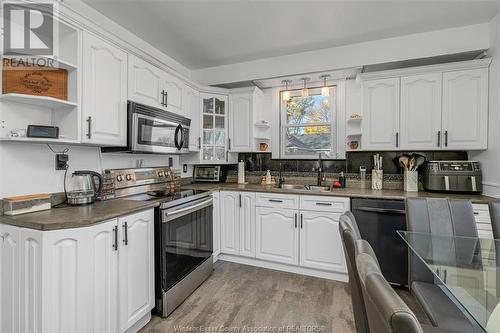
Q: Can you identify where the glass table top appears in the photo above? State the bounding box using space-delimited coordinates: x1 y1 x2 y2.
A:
398 231 500 332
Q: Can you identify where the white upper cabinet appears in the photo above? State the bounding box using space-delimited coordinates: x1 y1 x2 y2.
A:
229 92 253 152
118 209 155 333
128 55 163 109
228 87 264 153
162 72 184 114
184 86 201 151
82 32 127 146
442 68 489 150
400 73 442 150
128 54 185 115
362 78 400 150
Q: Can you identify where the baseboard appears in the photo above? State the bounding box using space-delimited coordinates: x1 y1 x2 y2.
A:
218 254 349 283
124 312 151 333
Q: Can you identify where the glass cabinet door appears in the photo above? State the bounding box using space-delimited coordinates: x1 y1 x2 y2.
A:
201 95 227 162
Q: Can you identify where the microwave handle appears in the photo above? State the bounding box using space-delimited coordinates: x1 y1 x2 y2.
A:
174 124 184 150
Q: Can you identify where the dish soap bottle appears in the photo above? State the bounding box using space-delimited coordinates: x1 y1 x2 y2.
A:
339 172 346 188
265 170 272 185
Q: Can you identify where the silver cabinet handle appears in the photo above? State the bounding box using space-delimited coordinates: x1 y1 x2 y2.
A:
300 214 303 229
122 222 128 246
294 213 297 228
228 138 231 150
198 137 201 150
113 226 118 251
316 202 332 206
444 130 448 147
268 199 283 203
437 131 441 147
395 132 399 148
239 194 242 208
86 116 92 139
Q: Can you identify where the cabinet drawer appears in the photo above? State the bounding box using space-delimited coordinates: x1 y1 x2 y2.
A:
255 192 299 209
300 195 350 213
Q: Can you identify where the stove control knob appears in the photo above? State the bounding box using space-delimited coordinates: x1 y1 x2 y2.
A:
116 175 124 182
158 171 164 177
126 174 133 181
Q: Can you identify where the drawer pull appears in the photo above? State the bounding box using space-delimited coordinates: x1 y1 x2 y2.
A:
316 202 332 206
474 212 479 215
268 199 283 203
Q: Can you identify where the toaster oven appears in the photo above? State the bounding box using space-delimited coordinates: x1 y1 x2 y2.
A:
193 165 226 183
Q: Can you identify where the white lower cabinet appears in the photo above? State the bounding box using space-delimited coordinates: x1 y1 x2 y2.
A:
118 210 155 333
0 209 154 333
219 192 349 275
299 211 347 272
212 191 221 260
255 207 299 265
220 191 256 257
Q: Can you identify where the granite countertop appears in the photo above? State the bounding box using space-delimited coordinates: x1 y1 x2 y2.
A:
183 183 500 204
0 198 159 231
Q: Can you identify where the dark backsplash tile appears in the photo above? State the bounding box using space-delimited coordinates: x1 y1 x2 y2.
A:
345 151 468 174
232 151 468 175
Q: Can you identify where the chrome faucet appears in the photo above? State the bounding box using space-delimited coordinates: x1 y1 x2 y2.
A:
316 153 325 186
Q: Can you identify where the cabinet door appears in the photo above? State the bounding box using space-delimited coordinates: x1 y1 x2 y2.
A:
442 68 488 150
212 191 221 259
82 32 127 146
239 192 256 258
162 72 184 114
229 92 252 152
362 78 400 150
0 224 20 333
220 191 240 255
42 227 91 333
184 86 201 151
200 94 229 163
255 207 298 265
128 55 163 109
400 73 442 150
118 209 154 333
86 220 119 333
299 211 346 273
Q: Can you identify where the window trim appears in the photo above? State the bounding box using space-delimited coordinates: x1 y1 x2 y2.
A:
279 85 337 159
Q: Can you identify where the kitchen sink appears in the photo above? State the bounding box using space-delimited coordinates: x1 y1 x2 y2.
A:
279 184 331 192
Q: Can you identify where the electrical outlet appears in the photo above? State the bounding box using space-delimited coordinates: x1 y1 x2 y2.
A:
55 154 68 170
183 164 188 173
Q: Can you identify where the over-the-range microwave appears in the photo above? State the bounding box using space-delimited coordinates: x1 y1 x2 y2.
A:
102 101 190 154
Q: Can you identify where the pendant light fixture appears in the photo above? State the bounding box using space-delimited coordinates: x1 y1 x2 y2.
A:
281 79 291 101
301 78 310 97
320 74 330 96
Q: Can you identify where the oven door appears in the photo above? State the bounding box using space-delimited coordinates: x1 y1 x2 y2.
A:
132 113 190 154
161 197 213 291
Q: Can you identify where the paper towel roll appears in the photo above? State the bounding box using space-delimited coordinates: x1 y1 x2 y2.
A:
238 161 245 184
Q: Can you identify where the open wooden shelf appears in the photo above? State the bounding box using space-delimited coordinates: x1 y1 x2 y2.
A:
0 93 77 110
0 136 80 144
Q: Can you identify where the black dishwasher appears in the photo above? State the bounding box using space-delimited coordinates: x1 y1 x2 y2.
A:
351 198 408 286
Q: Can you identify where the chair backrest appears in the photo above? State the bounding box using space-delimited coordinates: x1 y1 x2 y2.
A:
490 202 500 239
339 212 369 333
406 198 478 284
356 251 424 333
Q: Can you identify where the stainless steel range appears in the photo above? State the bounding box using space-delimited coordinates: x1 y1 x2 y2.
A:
102 167 213 317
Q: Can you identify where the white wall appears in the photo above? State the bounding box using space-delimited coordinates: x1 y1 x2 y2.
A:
193 23 490 85
0 143 180 197
470 13 500 198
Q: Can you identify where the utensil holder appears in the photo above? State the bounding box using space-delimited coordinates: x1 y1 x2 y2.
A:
371 170 383 190
404 171 418 192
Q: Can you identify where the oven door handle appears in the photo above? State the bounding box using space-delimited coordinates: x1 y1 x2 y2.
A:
163 198 213 222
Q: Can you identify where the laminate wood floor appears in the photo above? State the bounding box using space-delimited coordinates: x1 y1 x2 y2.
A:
141 260 428 333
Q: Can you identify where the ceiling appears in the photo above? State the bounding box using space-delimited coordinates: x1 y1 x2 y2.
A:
84 0 500 70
